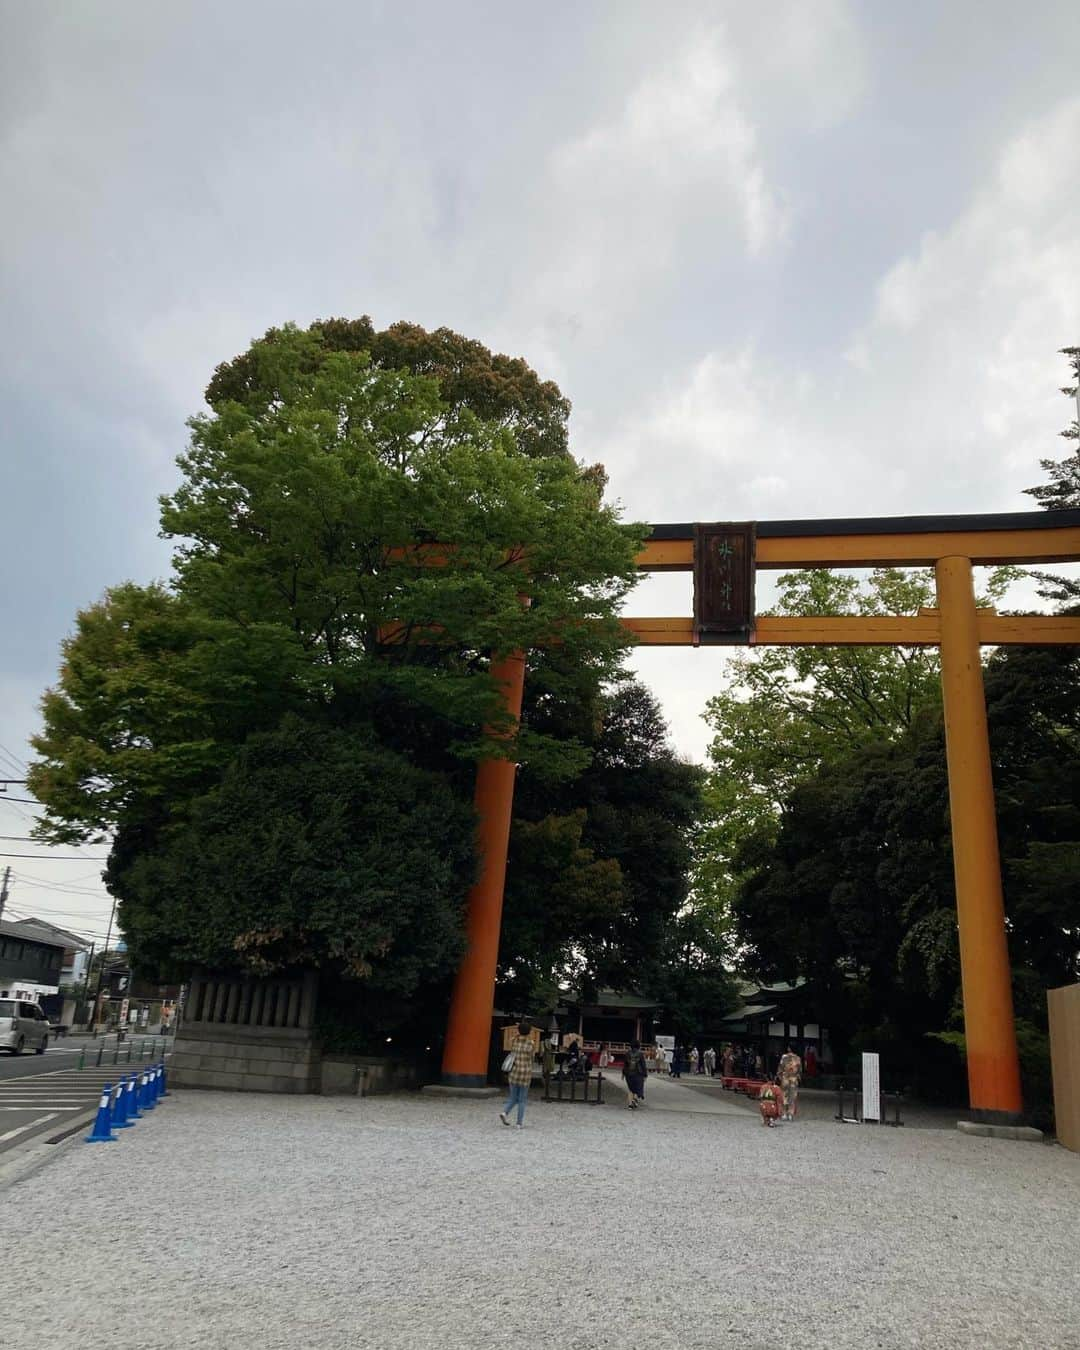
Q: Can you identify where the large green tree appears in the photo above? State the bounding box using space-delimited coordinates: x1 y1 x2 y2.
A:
30 324 643 992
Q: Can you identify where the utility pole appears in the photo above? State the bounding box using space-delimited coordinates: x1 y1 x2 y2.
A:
80 939 96 1017
91 893 118 1036
0 865 10 925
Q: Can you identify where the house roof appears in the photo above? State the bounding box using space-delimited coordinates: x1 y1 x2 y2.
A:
6 917 90 951
720 1003 777 1023
0 918 69 950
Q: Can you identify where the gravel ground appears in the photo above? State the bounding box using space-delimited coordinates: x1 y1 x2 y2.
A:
5 1082 1079 1350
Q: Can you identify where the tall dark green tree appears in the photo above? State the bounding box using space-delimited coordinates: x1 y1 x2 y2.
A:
498 678 706 1013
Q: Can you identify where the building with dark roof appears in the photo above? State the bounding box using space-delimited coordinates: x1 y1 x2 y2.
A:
0 918 66 1001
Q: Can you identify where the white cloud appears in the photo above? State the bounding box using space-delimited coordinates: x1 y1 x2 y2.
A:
607 95 1080 536
516 25 789 335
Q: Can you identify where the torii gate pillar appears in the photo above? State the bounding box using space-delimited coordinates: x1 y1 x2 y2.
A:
936 556 1023 1120
440 649 527 1088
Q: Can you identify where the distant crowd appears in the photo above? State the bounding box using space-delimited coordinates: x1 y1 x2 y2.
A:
498 1025 816 1131
659 1041 819 1081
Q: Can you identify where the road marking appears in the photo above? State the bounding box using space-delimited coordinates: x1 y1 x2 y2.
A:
0 1105 81 1112
0 1113 61 1143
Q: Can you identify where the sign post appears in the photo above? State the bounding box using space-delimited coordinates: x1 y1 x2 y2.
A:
861 1051 881 1122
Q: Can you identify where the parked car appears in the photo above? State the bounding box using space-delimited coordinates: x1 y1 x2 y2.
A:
0 999 51 1054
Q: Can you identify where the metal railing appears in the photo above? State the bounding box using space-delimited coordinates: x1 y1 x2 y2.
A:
542 1070 605 1104
82 1037 170 1069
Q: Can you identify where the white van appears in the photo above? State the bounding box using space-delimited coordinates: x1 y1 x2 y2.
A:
0 998 51 1054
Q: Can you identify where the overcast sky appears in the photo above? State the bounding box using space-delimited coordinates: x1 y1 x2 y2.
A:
2 1 1078 946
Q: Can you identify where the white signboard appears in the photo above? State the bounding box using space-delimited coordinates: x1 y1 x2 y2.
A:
861 1051 881 1121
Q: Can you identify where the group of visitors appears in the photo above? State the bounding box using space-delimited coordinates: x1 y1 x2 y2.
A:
500 1027 807 1130
669 1044 715 1077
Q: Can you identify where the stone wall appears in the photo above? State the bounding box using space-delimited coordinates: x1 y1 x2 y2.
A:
171 970 319 1093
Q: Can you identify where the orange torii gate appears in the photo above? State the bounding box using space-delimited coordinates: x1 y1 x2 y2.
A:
440 508 1080 1123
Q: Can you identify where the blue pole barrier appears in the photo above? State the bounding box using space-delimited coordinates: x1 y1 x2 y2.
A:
141 1068 156 1111
159 1060 170 1097
126 1072 143 1121
84 1083 117 1143
151 1063 162 1104
113 1076 133 1128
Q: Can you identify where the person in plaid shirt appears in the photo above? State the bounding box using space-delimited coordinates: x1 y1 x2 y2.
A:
499 1021 536 1129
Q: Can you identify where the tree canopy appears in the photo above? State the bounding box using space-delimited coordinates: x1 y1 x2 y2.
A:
29 322 645 999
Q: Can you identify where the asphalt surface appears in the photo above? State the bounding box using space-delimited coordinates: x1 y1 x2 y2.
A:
0 1038 171 1153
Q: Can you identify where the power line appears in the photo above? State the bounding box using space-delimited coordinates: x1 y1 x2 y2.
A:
12 874 109 897
0 831 107 842
6 901 114 926
0 745 29 778
15 871 107 889
8 901 113 922
6 905 113 930
0 797 43 807
0 851 109 860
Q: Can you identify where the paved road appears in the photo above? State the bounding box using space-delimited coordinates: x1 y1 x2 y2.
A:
0 1042 170 1154
0 1034 170 1083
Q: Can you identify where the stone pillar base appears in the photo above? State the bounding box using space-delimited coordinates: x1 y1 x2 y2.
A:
957 1120 1044 1142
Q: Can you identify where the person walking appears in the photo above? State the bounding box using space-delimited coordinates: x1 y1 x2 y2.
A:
499 1022 537 1130
598 1042 611 1071
623 1040 649 1110
703 1046 716 1077
688 1045 699 1075
722 1044 735 1078
778 1045 803 1121
671 1045 683 1079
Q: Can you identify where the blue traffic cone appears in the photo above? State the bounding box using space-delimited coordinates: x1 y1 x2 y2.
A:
84 1083 117 1143
126 1072 143 1120
113 1077 133 1128
141 1068 156 1111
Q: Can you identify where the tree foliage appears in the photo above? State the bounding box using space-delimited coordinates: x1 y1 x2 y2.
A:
1024 345 1080 604
1023 346 1080 512
29 322 644 992
206 316 573 461
498 679 707 1015
106 716 477 995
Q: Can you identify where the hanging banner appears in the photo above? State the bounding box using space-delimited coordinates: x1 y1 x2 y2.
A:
861 1051 881 1121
